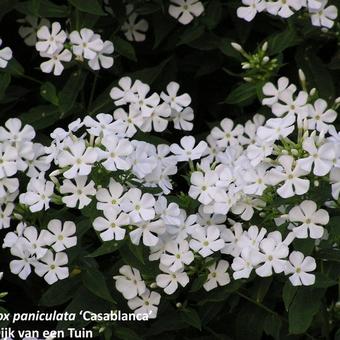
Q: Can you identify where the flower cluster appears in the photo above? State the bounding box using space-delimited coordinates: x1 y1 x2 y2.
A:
30 20 114 75
168 0 205 25
1 73 339 319
237 0 338 29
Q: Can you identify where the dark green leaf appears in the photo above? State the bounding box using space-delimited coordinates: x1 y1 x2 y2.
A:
68 0 106 16
0 73 11 100
15 0 69 17
39 277 81 307
82 268 116 303
19 105 60 129
201 0 222 30
112 36 137 62
87 240 125 257
264 314 282 339
180 308 202 330
177 25 205 46
225 82 257 105
40 82 59 106
282 280 297 311
288 287 325 334
268 28 301 55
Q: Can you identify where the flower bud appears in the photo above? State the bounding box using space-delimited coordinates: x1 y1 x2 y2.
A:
298 69 306 83
262 56 270 64
291 149 299 156
314 180 319 187
262 41 268 52
150 282 157 289
231 42 243 52
243 77 252 82
176 302 183 308
335 97 340 104
310 88 316 96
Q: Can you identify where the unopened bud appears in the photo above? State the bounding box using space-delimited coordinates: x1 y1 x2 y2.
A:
176 302 183 308
259 212 265 217
262 56 270 64
335 301 340 310
281 149 289 155
243 77 253 82
309 88 316 96
150 282 157 289
262 41 268 52
242 62 251 69
298 69 306 83
335 97 340 104
291 149 299 156
231 42 243 52
314 180 320 187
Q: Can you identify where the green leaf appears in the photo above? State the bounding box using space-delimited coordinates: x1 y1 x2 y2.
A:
112 36 137 62
40 277 81 307
58 69 87 112
0 0 19 20
40 82 59 106
82 268 116 303
87 240 125 257
201 0 222 30
127 241 145 265
0 73 11 100
177 25 205 46
314 273 337 288
15 0 69 17
68 0 106 16
114 328 142 340
268 28 301 55
288 287 325 334
225 82 257 105
264 314 282 339
180 308 202 331
6 58 24 76
19 105 60 130
282 280 298 311
0 307 10 327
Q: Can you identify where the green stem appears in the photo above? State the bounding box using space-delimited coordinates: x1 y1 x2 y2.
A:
21 74 43 84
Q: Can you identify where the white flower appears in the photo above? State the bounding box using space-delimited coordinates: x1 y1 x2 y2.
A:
0 39 13 69
0 118 35 142
203 260 230 291
237 0 266 22
19 177 54 212
307 99 337 133
170 136 207 162
330 167 340 199
160 240 194 272
189 225 224 257
129 141 157 178
0 143 18 178
297 137 335 176
140 103 171 132
113 265 146 299
255 237 289 277
266 0 302 18
257 113 295 142
271 90 308 118
211 118 244 148
309 0 338 28
99 135 133 171
10 242 36 280
43 220 77 252
122 8 149 42
40 47 72 76
22 226 48 259
167 210 199 241
58 140 97 179
232 248 261 279
113 107 143 138
242 163 270 195
110 77 137 106
285 251 316 286
262 77 297 107
155 196 181 225
26 143 51 178
69 28 104 60
168 0 204 25
88 40 114 70
127 289 160 319
171 107 194 131
93 208 129 241
0 202 14 229
60 176 96 209
121 188 155 223
267 155 310 198
156 266 189 294
35 250 69 285
84 113 117 137
161 82 191 112
189 170 218 205
36 22 67 54
0 177 19 199
220 223 244 257
127 81 160 117
129 220 165 247
288 200 328 239
96 179 124 211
